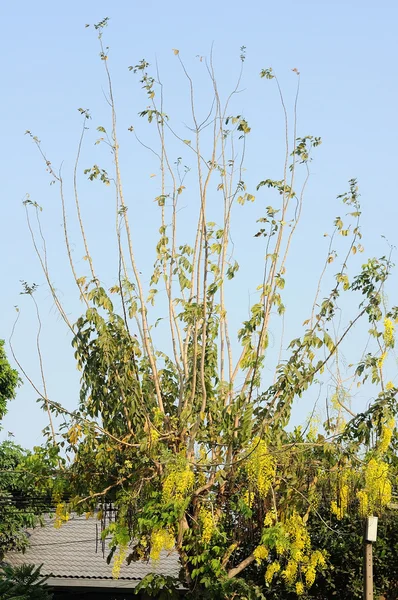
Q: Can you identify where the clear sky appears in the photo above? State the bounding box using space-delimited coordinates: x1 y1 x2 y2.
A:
1 0 398 448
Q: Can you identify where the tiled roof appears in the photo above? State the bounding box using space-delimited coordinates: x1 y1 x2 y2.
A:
4 514 180 588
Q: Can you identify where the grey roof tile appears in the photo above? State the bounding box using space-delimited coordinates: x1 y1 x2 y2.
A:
4 514 180 584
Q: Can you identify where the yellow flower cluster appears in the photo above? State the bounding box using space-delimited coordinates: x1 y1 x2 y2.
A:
258 512 326 593
357 490 369 516
150 528 174 561
378 416 395 454
112 544 127 579
284 513 311 562
263 509 277 527
265 561 281 584
54 503 70 529
357 458 392 516
162 467 194 503
386 381 395 390
301 551 326 587
296 581 305 595
378 352 387 369
246 438 276 498
199 506 216 544
330 471 349 520
366 459 392 506
149 427 160 444
253 544 269 565
281 559 298 584
383 318 395 347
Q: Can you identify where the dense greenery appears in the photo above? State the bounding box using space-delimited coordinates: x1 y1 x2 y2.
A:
0 441 53 558
0 343 52 559
307 510 398 600
0 564 53 600
0 340 19 420
11 18 398 599
234 502 398 600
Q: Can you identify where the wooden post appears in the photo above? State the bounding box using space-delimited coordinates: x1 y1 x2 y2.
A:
364 539 373 600
364 516 377 600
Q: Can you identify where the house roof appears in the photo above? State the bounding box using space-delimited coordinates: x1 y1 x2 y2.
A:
4 514 180 589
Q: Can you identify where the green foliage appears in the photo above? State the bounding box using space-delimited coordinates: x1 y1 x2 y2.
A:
0 442 52 558
0 340 19 420
134 574 181 598
306 510 398 600
0 564 53 600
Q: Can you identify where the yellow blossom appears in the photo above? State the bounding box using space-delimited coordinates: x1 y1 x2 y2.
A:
263 509 277 527
275 541 288 556
253 545 269 565
281 559 298 584
246 438 276 498
366 459 392 507
378 352 387 369
150 529 174 561
304 564 316 587
357 458 392 516
163 467 194 503
112 544 127 579
296 581 305 595
265 561 280 584
383 318 395 347
330 470 349 520
310 550 326 568
54 503 70 529
357 490 369 516
386 381 395 390
285 513 311 554
378 417 395 454
199 506 216 544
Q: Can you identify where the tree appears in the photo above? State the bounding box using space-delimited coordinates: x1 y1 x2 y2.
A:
0 564 53 600
0 441 55 558
15 18 398 599
0 340 19 420
0 343 52 559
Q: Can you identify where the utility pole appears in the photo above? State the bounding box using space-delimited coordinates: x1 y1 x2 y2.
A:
364 516 378 600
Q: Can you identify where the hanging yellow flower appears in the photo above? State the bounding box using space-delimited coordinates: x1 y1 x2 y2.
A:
263 509 277 527
357 458 392 516
330 469 350 520
265 561 280 584
163 466 195 503
199 506 217 544
253 544 269 565
296 581 305 595
378 352 387 369
112 544 127 579
150 529 174 561
383 318 395 347
357 490 369 516
284 513 311 561
246 438 276 498
54 503 70 529
378 416 395 454
281 559 298 584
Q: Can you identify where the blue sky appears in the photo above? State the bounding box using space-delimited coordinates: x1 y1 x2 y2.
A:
1 0 398 447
